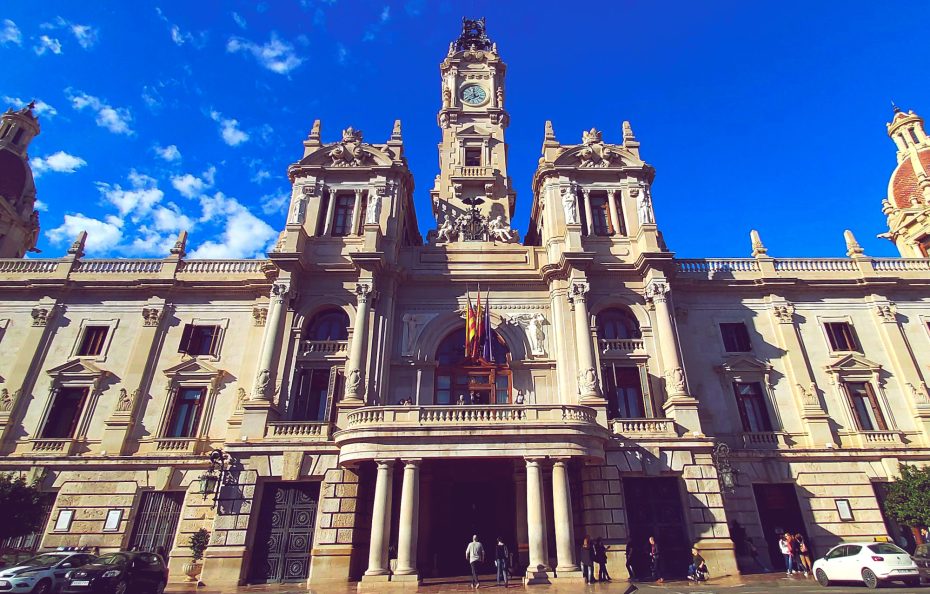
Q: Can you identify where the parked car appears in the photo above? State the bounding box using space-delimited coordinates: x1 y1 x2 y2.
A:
813 541 920 588
914 543 930 584
61 552 166 594
0 551 97 594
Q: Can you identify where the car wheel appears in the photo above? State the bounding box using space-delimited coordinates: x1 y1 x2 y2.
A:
32 579 52 594
114 580 128 594
815 568 830 587
153 579 166 594
862 567 880 589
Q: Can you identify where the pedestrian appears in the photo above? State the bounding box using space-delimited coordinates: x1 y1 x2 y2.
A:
494 536 510 587
649 535 662 583
594 537 611 582
746 538 770 572
789 534 801 575
688 547 708 582
465 534 485 589
580 535 595 584
796 534 812 577
625 539 636 581
778 534 793 575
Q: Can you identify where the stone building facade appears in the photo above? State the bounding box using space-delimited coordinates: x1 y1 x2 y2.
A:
0 18 929 588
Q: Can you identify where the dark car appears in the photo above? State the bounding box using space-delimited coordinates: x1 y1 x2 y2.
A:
62 552 166 594
915 544 930 584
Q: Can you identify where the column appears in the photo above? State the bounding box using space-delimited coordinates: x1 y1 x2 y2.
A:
582 189 594 236
342 282 375 406
350 188 362 235
394 460 421 579
607 189 622 236
364 460 394 579
514 462 529 570
525 458 550 581
252 281 288 400
323 188 337 235
551 459 580 574
569 281 602 402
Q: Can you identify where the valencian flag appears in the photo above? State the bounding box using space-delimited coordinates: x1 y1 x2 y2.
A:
480 288 493 362
465 288 478 359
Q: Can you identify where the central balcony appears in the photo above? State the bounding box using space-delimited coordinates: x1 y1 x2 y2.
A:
334 404 608 464
451 165 495 180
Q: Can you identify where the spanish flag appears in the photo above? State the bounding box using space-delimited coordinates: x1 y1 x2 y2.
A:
474 287 483 359
465 289 477 359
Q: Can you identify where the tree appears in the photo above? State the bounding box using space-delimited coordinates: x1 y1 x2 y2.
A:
0 473 45 542
883 464 930 531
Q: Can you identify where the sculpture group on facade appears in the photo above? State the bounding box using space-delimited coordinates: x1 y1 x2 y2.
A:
329 127 372 167
432 211 519 244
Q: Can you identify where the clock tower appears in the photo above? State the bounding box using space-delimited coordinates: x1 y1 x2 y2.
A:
430 18 517 243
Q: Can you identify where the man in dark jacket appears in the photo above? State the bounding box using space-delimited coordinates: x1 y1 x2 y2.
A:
494 537 510 587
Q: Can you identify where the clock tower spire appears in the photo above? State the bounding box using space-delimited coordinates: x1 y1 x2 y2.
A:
430 18 517 243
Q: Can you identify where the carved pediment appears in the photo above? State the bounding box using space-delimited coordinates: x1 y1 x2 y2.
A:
297 143 393 169
163 359 226 385
46 359 109 385
825 353 882 375
456 124 491 137
715 354 773 375
552 143 636 169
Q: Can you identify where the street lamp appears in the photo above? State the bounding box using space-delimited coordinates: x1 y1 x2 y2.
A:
198 449 230 507
712 442 738 493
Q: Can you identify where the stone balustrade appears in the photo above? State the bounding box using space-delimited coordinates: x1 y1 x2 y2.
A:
0 259 60 274
265 421 330 440
857 430 905 448
73 259 163 274
675 256 930 281
610 418 677 437
177 260 267 275
153 437 199 453
676 259 760 273
452 165 495 178
299 340 349 357
31 438 70 454
773 258 857 272
0 257 269 285
346 404 598 428
740 431 788 449
599 338 645 354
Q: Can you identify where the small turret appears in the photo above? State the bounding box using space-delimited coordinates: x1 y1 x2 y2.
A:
0 101 42 258
881 104 930 257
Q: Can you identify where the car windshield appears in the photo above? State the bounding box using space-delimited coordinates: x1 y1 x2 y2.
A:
95 554 128 566
20 554 63 568
868 543 907 555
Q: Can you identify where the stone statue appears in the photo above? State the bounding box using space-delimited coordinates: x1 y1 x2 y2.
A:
562 189 578 224
578 367 600 395
236 387 247 412
637 188 654 224
116 388 133 412
796 383 819 407
346 368 362 395
503 313 547 356
402 314 428 357
436 216 457 243
255 369 271 398
365 192 381 225
0 388 13 412
666 367 686 394
487 216 514 242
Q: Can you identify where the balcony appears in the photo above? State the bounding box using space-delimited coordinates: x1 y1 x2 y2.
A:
334 404 608 464
31 438 73 455
610 418 677 438
599 339 645 356
740 431 789 449
857 430 905 449
265 421 330 441
451 166 495 180
298 340 348 358
152 437 203 454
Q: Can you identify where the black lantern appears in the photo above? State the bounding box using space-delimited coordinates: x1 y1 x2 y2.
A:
712 442 738 493
199 449 229 507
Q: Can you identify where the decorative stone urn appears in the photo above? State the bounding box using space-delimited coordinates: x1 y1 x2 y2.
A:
182 561 203 582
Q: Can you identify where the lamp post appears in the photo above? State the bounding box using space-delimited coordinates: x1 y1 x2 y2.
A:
712 442 738 493
198 448 231 508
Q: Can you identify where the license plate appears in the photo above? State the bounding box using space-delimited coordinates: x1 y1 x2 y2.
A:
70 580 90 586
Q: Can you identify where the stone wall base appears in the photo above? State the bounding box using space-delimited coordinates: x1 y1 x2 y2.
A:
694 538 738 578
198 545 247 586
308 545 354 583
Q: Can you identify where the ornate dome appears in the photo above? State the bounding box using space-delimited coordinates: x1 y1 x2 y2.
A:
889 148 930 209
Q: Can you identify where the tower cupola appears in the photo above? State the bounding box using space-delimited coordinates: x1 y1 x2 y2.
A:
0 101 41 258
881 105 930 257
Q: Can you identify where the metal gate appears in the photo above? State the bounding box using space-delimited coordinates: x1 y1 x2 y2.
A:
250 483 318 583
128 491 184 557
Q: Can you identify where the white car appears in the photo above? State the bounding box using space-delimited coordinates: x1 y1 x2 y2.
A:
813 541 920 589
0 551 97 594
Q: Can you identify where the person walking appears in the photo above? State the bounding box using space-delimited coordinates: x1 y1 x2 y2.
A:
649 535 662 583
465 534 485 589
796 534 812 577
624 539 636 581
494 537 510 587
594 537 611 582
580 535 595 584
779 534 794 575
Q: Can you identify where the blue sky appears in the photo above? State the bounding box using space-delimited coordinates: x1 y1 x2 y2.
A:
1 1 926 258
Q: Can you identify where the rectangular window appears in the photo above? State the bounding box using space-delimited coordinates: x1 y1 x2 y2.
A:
165 387 206 438
436 375 451 405
315 192 330 236
331 195 355 237
178 324 220 356
77 325 109 356
825 322 859 352
291 367 333 421
844 381 887 431
720 322 752 352
732 382 773 432
464 147 482 166
41 387 89 438
918 235 930 258
590 196 612 236
602 365 645 419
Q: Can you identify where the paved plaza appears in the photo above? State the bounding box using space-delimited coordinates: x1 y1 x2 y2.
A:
165 573 929 594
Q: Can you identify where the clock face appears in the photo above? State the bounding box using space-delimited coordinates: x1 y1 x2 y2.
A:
460 85 487 106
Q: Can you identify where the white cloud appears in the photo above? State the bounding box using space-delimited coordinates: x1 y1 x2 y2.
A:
46 213 124 254
68 91 133 135
30 151 87 177
0 19 21 46
154 144 182 162
363 5 392 41
96 170 164 219
2 96 57 118
189 192 276 258
209 110 249 146
171 166 216 198
34 35 63 55
155 7 206 47
232 12 247 29
34 199 48 212
69 23 98 49
260 192 290 215
226 33 303 74
381 6 391 21
251 169 271 183
336 43 349 65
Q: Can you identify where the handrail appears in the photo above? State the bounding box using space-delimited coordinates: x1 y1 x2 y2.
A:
345 404 599 427
178 260 267 274
73 260 163 274
0 260 60 273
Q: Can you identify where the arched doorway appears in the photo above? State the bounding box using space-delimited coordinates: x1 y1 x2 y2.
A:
434 327 512 405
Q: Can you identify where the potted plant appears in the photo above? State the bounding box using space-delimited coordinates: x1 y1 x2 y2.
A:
182 528 210 582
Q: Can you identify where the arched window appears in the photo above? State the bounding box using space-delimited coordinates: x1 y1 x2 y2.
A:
434 328 511 405
305 309 350 341
597 308 641 340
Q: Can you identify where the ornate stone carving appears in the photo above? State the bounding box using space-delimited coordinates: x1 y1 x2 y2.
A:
906 382 930 405
487 216 515 242
561 187 578 224
115 388 134 412
578 128 622 168
578 367 600 394
569 281 590 303
796 383 819 407
772 303 795 324
503 313 547 356
644 281 670 303
355 283 375 303
401 313 432 357
365 189 382 225
252 306 268 327
142 306 163 327
436 216 458 243
272 230 287 252
665 367 686 394
329 127 371 167
0 388 15 412
346 368 362 395
235 387 247 412
636 187 655 225
874 302 897 323
432 212 517 244
31 307 53 327
254 369 271 399
271 281 290 303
